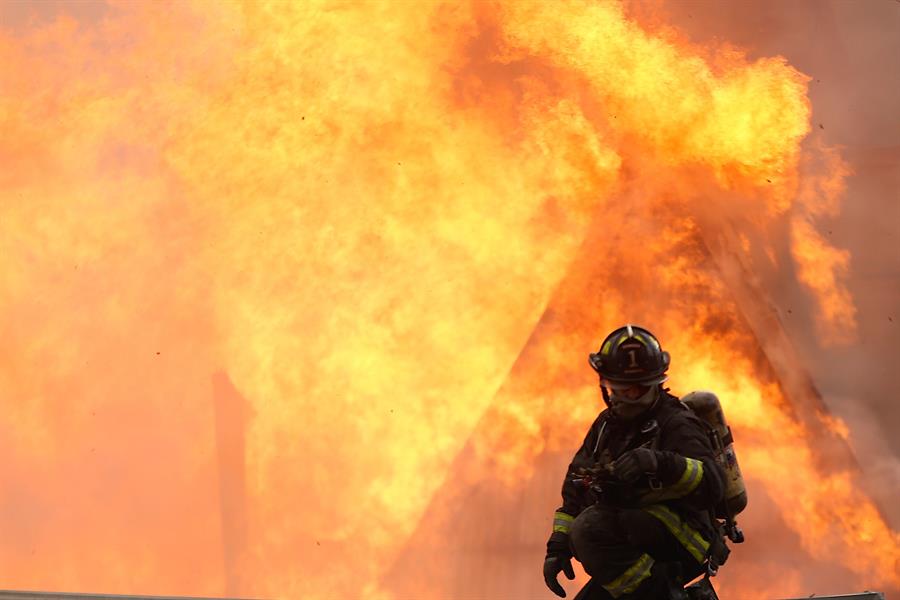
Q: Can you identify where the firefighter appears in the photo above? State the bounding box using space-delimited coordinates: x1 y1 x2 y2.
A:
543 325 727 599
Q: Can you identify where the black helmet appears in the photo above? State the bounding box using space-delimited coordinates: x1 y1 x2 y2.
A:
588 324 670 385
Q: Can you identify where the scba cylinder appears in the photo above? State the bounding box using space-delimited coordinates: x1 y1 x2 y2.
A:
681 390 748 518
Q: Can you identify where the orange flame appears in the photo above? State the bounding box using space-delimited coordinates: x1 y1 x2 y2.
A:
791 217 858 345
0 1 895 599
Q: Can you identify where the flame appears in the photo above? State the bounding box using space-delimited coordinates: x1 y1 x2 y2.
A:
817 410 851 443
791 217 857 345
791 143 857 345
0 1 896 599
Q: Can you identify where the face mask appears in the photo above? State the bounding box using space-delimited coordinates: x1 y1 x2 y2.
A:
609 385 658 420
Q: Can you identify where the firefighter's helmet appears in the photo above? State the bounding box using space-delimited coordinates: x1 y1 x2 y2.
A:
589 324 670 386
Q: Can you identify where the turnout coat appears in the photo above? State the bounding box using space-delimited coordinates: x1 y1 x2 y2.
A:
553 390 727 564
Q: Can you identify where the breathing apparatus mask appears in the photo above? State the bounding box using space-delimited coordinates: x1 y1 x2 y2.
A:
602 379 660 420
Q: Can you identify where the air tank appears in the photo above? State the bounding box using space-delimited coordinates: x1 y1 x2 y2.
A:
681 390 748 518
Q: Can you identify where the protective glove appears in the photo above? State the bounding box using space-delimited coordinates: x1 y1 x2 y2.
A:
543 531 575 598
613 447 659 484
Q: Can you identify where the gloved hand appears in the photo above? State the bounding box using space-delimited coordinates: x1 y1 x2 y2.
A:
613 447 659 484
543 531 575 598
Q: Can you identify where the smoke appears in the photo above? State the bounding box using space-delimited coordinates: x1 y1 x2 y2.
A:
0 0 234 594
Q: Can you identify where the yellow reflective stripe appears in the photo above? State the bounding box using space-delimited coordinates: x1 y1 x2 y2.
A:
553 511 575 534
638 458 704 504
643 504 710 563
672 457 704 496
601 553 655 598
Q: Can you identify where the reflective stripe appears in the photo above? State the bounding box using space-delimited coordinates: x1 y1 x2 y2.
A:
643 504 710 563
673 457 703 495
553 511 575 534
635 331 659 350
601 553 655 598
638 458 705 504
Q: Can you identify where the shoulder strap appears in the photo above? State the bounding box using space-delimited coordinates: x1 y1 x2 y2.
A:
591 417 609 458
